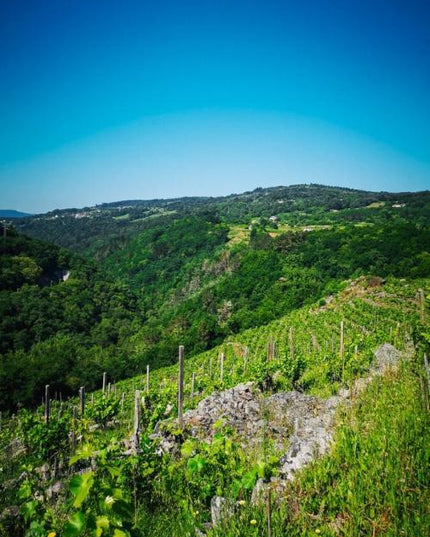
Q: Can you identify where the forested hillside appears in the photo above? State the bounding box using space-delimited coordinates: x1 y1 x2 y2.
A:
10 184 430 256
0 185 429 536
0 228 142 409
1 186 429 412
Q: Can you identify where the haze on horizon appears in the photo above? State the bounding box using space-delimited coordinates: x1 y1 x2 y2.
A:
1 0 429 214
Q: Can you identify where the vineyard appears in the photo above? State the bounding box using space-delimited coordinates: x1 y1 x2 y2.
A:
0 276 429 536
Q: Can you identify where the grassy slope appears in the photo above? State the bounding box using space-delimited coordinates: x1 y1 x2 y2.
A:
115 276 426 409
0 276 428 536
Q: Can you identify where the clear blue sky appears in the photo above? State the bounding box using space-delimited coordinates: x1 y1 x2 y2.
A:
1 0 429 212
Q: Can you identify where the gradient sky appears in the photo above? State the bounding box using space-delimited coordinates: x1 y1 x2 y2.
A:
1 0 429 213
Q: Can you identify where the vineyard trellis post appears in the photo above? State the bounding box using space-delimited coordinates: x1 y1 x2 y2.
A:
191 372 195 398
424 354 430 393
267 338 275 362
178 345 185 426
220 352 224 384
243 346 248 374
267 486 272 537
289 327 294 360
340 320 345 381
79 386 85 416
44 384 50 423
70 405 78 452
418 289 426 323
102 372 107 393
133 390 141 452
146 364 150 394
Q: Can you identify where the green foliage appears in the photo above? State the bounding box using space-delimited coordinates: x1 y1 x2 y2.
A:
0 275 428 536
1 186 429 534
19 407 70 461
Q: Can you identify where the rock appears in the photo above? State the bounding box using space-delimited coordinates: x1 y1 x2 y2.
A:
35 463 50 481
4 438 26 460
46 480 65 500
372 343 402 374
267 391 339 480
151 382 264 452
211 496 233 526
151 344 404 489
0 505 19 520
164 403 173 416
1 478 18 491
89 424 101 433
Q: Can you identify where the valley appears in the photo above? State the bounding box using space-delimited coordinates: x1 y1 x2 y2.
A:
0 184 429 536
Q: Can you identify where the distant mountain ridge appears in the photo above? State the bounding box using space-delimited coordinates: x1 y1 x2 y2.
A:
0 209 32 218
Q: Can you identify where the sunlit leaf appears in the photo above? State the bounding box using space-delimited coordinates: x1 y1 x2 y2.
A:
69 472 94 508
63 512 86 537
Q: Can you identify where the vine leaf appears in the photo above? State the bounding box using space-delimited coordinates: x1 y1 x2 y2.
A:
69 471 94 508
63 511 86 537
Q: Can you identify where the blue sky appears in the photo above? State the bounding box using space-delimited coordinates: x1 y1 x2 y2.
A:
1 0 429 212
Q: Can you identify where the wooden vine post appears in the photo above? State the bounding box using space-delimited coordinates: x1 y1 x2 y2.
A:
220 352 224 384
289 327 294 360
312 334 319 352
267 339 275 362
419 289 426 323
340 320 345 358
70 405 78 451
146 364 150 394
79 386 85 416
44 384 50 423
178 345 185 427
340 320 345 382
424 354 430 392
133 390 141 452
102 372 107 393
267 486 272 537
191 372 196 398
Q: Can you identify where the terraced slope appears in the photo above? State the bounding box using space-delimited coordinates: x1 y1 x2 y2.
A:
115 276 425 414
0 276 428 537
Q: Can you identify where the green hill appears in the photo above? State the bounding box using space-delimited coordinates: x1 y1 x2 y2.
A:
0 185 429 536
0 276 428 536
11 184 430 256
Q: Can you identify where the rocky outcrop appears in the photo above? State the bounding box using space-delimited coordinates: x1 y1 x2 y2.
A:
268 391 340 480
176 382 262 441
151 343 404 511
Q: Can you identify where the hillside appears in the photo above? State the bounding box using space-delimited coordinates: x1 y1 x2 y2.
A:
1 189 429 411
0 276 428 536
0 185 429 535
9 184 430 256
0 228 143 409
